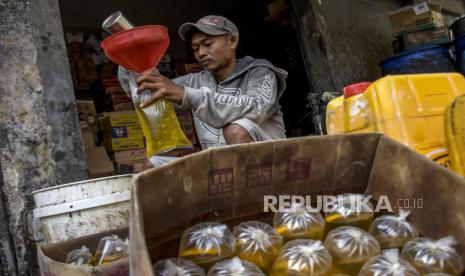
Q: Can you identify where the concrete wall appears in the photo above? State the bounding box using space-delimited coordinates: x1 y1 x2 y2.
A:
0 0 87 274
291 0 402 93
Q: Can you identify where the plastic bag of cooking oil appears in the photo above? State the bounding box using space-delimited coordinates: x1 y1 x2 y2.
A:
119 67 192 157
324 226 381 276
207 257 265 276
179 222 236 270
324 193 374 232
65 245 94 265
94 235 129 266
359 248 419 276
233 221 283 272
269 239 332 276
401 236 464 275
369 209 419 249
273 204 325 242
153 258 206 276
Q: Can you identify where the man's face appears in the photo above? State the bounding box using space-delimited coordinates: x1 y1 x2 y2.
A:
191 32 237 72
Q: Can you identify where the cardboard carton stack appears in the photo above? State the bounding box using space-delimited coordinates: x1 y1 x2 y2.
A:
389 1 449 51
102 78 134 112
67 42 99 90
100 111 146 174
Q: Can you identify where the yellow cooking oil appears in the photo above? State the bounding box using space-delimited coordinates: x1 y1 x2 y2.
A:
233 221 283 272
274 207 325 242
179 247 234 270
135 99 192 157
325 212 374 233
269 240 332 276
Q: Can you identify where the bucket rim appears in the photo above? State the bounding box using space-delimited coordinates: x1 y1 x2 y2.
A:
32 174 133 195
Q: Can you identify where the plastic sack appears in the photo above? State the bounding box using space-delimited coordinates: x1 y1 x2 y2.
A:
401 236 464 275
369 209 419 249
179 222 236 269
233 221 283 271
153 258 206 276
359 248 419 276
65 245 94 265
269 239 332 276
324 226 381 275
128 70 192 156
324 193 374 232
95 235 129 266
273 204 325 241
207 257 265 276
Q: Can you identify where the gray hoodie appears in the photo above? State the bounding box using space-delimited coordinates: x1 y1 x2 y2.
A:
118 56 287 150
174 56 287 147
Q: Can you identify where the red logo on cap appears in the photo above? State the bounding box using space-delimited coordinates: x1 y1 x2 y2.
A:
200 18 220 26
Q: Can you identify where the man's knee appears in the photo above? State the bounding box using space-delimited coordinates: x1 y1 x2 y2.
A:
223 124 253 145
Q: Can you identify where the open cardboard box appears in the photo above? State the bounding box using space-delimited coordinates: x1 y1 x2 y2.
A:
38 228 128 276
130 134 465 275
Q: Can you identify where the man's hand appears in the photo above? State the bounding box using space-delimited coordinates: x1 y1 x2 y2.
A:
136 69 185 108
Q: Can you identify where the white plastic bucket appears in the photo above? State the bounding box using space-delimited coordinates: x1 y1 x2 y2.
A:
32 174 132 244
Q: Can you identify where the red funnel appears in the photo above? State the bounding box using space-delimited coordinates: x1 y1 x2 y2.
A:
101 25 169 73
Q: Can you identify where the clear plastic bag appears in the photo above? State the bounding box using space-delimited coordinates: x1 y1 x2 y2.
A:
94 235 129 266
153 258 206 276
359 248 419 276
179 222 236 270
207 257 265 276
233 221 283 271
273 204 325 242
269 239 332 276
401 236 464 275
324 226 381 275
65 245 94 265
324 193 374 232
128 70 192 156
369 209 419 249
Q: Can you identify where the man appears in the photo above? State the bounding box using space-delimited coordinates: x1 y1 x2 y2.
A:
119 15 287 167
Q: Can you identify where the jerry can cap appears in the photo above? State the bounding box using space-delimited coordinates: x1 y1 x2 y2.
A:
343 82 372 98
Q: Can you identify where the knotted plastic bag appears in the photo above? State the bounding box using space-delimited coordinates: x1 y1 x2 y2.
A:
269 239 332 276
207 257 265 276
324 193 374 232
127 69 192 156
179 222 236 269
369 209 419 249
65 245 94 265
152 258 206 276
273 204 325 242
324 226 381 275
94 235 129 265
359 248 420 276
401 236 464 275
233 221 283 271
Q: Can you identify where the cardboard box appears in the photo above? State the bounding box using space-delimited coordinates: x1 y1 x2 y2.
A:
112 148 147 163
85 147 114 178
403 26 450 49
38 228 128 276
130 134 465 275
104 125 143 139
104 136 145 152
99 111 140 130
267 0 288 16
104 91 133 112
390 2 444 35
81 131 95 149
76 100 98 132
115 162 145 174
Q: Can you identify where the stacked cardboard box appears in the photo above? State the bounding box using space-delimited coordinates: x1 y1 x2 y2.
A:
100 111 145 152
76 100 98 133
102 78 134 112
389 2 449 50
67 42 99 90
100 111 147 173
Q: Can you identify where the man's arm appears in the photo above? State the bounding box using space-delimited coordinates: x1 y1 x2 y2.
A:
180 67 279 128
